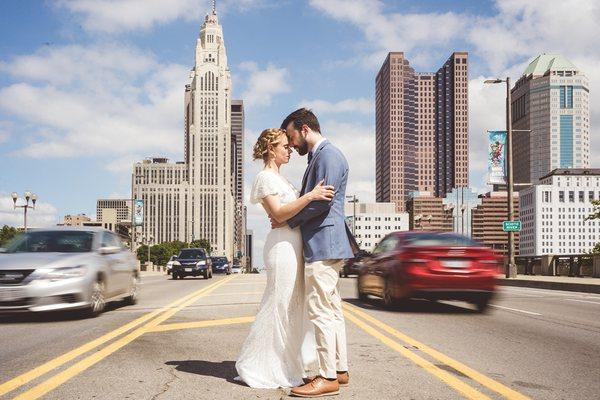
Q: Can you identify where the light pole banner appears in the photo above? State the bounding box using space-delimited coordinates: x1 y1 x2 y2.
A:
134 199 144 226
487 130 507 185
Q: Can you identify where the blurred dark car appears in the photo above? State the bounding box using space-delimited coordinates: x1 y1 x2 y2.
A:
211 257 231 274
172 248 212 279
357 232 501 312
340 250 370 278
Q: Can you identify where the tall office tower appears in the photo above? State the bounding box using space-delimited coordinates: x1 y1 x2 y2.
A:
134 5 235 259
375 52 418 212
435 52 469 198
417 73 436 193
376 52 469 211
231 100 245 261
511 54 590 186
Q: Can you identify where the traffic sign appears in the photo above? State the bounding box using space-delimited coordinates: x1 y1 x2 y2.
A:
502 220 521 232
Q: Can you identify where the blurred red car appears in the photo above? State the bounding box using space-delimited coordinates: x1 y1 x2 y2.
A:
356 231 501 312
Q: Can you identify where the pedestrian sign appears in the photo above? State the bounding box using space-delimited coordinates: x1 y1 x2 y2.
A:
502 221 521 232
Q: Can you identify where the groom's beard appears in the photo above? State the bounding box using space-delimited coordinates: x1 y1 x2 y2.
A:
296 138 309 156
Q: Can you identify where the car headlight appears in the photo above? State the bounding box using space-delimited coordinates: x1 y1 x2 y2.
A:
196 260 206 266
173 261 181 266
223 263 228 267
35 266 88 281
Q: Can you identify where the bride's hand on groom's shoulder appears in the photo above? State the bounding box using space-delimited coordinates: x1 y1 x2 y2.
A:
309 180 335 202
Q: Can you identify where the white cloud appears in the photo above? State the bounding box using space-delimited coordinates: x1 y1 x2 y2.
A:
0 44 187 163
55 0 272 34
0 195 59 228
238 62 291 108
297 98 374 115
0 131 8 145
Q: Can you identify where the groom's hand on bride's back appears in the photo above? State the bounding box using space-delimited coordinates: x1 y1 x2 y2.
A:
269 215 286 229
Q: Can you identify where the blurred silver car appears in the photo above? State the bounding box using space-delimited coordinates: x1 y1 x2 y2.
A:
0 227 139 317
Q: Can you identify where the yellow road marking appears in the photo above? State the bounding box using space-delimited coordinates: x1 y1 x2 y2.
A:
343 311 491 400
343 303 531 400
148 316 255 332
12 275 236 400
208 292 263 297
0 276 233 398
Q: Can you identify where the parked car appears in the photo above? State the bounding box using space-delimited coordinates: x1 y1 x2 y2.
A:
211 257 231 274
166 255 178 275
172 248 212 279
340 250 370 277
357 231 501 312
0 227 139 317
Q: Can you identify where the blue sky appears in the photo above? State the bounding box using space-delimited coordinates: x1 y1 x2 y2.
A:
1 0 599 259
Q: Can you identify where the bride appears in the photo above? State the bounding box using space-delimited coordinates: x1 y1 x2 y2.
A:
235 128 335 389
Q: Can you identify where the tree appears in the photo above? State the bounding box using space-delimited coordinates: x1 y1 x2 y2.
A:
0 225 18 247
189 238 212 254
586 200 600 255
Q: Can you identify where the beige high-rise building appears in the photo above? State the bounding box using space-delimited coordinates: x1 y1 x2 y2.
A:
231 100 246 261
376 52 469 212
133 7 235 259
406 192 453 232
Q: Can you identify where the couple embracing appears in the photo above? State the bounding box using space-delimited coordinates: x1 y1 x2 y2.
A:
235 108 358 398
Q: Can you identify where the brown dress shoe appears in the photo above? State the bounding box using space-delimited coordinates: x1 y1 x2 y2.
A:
336 371 349 387
290 376 339 398
304 372 348 386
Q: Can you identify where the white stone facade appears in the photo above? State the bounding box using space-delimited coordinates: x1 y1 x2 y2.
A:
519 169 600 257
133 10 235 259
345 202 409 251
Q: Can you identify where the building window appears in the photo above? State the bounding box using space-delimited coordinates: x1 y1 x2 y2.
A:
559 191 565 202
579 191 585 202
569 191 575 202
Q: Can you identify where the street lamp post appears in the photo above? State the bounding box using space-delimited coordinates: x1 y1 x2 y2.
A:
345 195 358 236
484 77 517 278
131 172 144 253
11 192 37 232
460 204 467 236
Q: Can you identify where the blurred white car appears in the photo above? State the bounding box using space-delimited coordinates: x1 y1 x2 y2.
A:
0 227 139 317
231 266 242 274
166 255 178 275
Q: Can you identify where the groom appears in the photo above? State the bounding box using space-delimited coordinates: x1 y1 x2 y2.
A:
279 108 357 398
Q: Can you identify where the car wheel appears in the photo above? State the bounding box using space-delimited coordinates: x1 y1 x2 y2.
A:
357 276 368 302
474 296 491 313
203 271 208 279
124 274 139 305
172 273 178 280
382 278 396 309
84 279 106 318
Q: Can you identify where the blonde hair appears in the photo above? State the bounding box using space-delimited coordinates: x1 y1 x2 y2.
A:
252 128 287 162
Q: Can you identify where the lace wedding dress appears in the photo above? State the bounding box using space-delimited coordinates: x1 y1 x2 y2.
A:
235 170 316 389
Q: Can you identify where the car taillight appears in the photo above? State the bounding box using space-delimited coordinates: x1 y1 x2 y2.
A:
407 258 428 265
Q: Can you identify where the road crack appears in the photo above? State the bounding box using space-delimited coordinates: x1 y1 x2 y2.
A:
150 367 180 400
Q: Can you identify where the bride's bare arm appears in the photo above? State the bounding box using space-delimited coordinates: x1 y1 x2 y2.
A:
261 180 334 224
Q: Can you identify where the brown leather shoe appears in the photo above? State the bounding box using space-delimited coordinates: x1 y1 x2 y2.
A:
336 371 349 387
290 376 339 398
304 372 348 387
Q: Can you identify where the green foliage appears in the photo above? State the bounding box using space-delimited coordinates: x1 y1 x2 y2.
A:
136 239 212 265
0 225 18 247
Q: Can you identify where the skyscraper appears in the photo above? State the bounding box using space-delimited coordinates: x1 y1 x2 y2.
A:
133 6 235 259
511 54 590 186
376 52 469 212
231 99 246 261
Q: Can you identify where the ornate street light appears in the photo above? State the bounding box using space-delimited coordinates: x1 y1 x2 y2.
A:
12 191 37 232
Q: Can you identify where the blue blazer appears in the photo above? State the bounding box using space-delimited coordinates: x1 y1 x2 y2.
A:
287 140 357 263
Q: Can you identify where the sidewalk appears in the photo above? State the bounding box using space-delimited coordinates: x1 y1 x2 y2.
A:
498 275 600 294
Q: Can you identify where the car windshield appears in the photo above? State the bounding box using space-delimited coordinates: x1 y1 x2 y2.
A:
4 231 94 253
178 249 205 259
404 233 480 247
212 257 228 264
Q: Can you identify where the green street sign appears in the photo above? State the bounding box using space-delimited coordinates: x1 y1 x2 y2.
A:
503 221 521 232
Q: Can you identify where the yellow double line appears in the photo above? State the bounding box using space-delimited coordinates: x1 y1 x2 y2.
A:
1 275 236 400
343 303 530 400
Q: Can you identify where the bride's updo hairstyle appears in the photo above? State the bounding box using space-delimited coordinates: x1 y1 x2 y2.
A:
252 128 287 163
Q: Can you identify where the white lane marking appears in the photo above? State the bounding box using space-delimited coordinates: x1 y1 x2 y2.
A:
501 286 600 299
566 298 600 305
489 304 542 316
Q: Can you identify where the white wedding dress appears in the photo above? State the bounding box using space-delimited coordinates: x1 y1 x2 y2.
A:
235 170 316 389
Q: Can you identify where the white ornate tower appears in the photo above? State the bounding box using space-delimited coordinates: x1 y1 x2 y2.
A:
184 4 234 258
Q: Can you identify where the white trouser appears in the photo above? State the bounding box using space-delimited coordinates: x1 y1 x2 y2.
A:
305 259 348 379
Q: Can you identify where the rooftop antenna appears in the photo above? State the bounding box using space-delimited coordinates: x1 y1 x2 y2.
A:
212 0 216 14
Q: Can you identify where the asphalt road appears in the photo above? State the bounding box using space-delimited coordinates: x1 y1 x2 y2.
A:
1 273 599 399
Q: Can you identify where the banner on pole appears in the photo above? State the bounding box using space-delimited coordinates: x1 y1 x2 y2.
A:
134 199 144 226
487 130 507 185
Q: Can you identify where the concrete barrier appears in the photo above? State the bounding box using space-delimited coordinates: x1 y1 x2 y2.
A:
593 255 600 278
